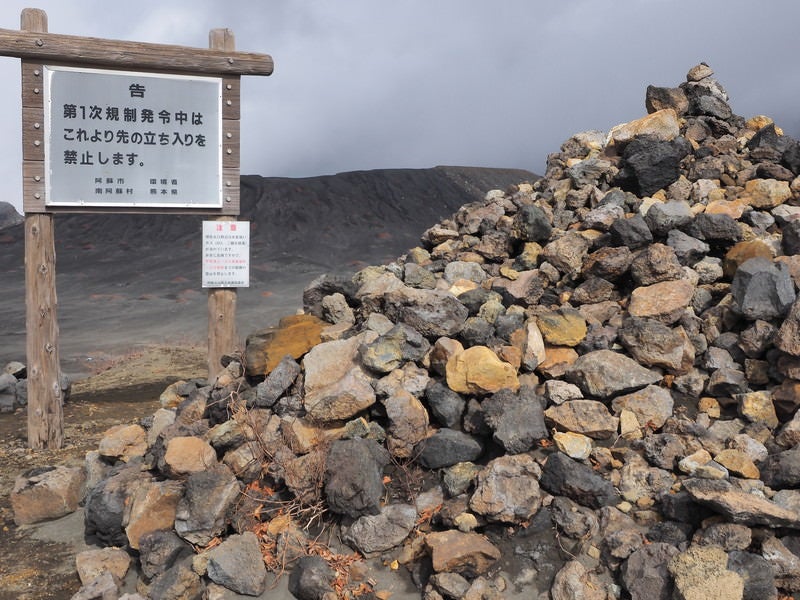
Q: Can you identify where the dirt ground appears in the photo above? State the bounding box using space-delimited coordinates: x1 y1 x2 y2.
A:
0 345 207 600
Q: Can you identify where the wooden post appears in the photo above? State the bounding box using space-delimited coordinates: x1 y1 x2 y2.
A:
22 8 63 449
207 28 239 381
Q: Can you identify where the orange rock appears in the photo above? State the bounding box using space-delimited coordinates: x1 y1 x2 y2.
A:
723 240 774 279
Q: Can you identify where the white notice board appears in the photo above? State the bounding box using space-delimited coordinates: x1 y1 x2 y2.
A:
44 65 222 208
202 221 250 288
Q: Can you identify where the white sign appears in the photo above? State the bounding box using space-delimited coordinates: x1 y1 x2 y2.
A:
44 65 222 208
202 221 249 288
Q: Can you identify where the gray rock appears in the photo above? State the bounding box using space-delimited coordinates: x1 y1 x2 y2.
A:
343 503 417 554
174 465 242 546
544 399 619 440
618 317 691 372
70 571 121 600
206 532 267 596
359 323 431 373
550 495 597 539
706 368 749 397
254 355 301 408
404 262 436 289
417 428 483 469
288 556 335 600
541 231 591 277
565 349 661 399
645 200 694 236
148 556 204 600
324 438 389 518
731 257 796 320
482 387 548 453
443 260 488 284
643 433 686 470
611 384 674 431
621 542 679 600
383 287 469 339
469 453 542 524
761 536 800 593
138 529 193 581
539 452 620 509
667 229 711 265
683 478 800 528
429 572 472 600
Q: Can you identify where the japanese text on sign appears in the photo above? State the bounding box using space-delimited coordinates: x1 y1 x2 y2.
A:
44 66 222 208
202 221 250 288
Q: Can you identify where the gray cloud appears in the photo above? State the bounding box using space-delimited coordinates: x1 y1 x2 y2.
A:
1 0 798 212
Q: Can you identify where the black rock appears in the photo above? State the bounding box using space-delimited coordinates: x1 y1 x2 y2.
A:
511 203 553 243
781 218 800 256
416 428 483 469
288 556 336 600
782 137 800 174
425 380 466 429
609 213 653 250
684 212 742 243
302 274 359 318
324 438 389 518
84 464 148 547
759 445 800 490
616 136 692 197
727 551 779 600
539 452 619 509
457 287 500 316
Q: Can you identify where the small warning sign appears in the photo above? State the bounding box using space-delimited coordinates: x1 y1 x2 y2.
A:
202 221 249 288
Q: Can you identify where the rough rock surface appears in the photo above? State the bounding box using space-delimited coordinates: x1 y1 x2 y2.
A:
15 63 800 599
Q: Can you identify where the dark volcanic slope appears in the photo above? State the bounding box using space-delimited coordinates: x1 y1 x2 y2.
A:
0 166 536 376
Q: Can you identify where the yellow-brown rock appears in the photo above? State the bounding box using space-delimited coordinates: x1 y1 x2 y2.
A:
446 346 519 394
740 178 792 209
125 480 183 549
714 449 760 479
536 308 587 347
245 314 326 377
608 109 680 145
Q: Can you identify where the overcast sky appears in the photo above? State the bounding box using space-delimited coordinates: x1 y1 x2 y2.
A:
1 0 799 213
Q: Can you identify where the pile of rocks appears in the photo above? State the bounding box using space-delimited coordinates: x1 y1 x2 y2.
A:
15 63 800 599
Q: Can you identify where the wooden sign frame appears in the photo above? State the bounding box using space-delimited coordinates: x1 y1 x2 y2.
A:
3 8 272 448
